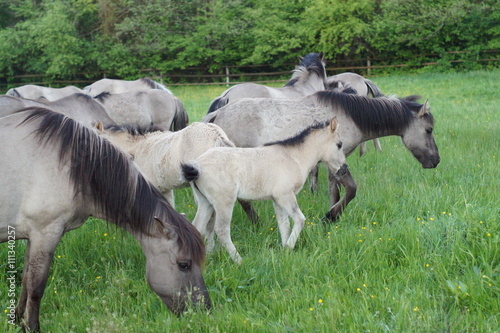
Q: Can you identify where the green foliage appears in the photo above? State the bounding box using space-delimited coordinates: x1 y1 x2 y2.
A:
0 0 498 82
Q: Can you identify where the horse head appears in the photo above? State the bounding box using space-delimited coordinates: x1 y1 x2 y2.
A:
401 99 440 168
140 216 210 315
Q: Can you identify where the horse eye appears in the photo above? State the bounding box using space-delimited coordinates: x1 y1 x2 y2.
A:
426 128 433 134
337 142 343 149
177 260 192 272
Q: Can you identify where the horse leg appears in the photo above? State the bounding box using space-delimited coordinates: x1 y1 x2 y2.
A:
191 186 215 250
21 233 62 332
214 203 242 264
274 194 305 250
359 142 367 156
163 189 175 209
325 167 357 221
309 164 319 193
272 202 291 246
373 138 382 151
16 240 31 323
238 199 261 224
204 213 216 253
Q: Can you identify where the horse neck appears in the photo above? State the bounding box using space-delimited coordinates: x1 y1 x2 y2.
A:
294 74 325 95
104 133 145 156
285 131 327 174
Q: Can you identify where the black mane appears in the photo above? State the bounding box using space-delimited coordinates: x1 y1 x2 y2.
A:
104 123 163 136
19 108 205 263
93 91 111 101
314 91 431 135
140 77 158 89
284 53 326 87
264 121 330 147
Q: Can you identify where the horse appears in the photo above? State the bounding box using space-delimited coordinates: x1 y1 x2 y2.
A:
326 72 385 156
83 77 172 96
94 90 188 131
95 121 235 208
0 93 115 128
0 109 210 332
207 53 327 113
6 84 84 101
181 118 346 264
203 91 440 221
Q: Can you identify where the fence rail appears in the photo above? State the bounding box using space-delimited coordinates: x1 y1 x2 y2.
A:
1 50 499 91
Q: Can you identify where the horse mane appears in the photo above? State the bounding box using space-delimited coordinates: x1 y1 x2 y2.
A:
93 91 111 101
264 121 330 147
314 91 433 135
284 53 326 87
19 108 205 263
140 77 159 89
104 123 164 136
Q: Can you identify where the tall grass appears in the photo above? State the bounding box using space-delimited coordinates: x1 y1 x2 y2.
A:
1 70 499 332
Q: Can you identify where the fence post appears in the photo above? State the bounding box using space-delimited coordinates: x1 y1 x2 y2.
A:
367 58 371 76
226 66 230 86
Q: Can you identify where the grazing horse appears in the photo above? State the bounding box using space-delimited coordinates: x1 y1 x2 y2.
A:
94 90 188 131
95 122 235 207
203 92 440 221
6 84 83 101
326 72 385 156
83 77 173 96
207 53 327 113
0 109 210 332
0 94 115 128
181 118 346 264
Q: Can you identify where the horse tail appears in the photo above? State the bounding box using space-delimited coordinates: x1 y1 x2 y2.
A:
207 96 229 114
181 163 200 183
170 98 189 131
365 79 384 98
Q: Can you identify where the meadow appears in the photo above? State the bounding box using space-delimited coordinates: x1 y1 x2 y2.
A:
1 70 499 332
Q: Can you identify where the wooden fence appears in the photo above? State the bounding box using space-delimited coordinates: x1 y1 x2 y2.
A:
1 50 499 91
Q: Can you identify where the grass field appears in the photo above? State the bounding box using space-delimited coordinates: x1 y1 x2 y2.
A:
1 70 499 332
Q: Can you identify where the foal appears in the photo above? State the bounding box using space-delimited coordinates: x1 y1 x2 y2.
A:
182 118 346 264
95 122 235 208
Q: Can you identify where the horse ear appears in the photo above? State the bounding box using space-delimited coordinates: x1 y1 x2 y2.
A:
319 52 325 61
94 120 104 132
330 117 338 132
154 217 177 239
418 99 429 118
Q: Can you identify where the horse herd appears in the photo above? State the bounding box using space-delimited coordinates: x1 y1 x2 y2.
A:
0 53 440 331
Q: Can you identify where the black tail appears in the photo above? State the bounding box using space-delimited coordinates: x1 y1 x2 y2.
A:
181 163 200 182
207 96 229 114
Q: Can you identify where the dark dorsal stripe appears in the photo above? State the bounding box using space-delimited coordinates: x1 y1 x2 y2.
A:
264 121 330 147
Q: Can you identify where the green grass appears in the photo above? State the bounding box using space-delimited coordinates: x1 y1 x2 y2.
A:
1 70 499 332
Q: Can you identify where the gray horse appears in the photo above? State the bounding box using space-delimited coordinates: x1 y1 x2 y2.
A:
0 109 210 332
94 89 188 131
207 53 327 113
0 93 115 128
203 91 440 221
6 84 83 101
83 77 172 97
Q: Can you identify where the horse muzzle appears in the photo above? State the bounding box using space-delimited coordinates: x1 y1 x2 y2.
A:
336 163 349 176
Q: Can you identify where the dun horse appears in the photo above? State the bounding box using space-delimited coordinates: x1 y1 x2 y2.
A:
95 122 235 208
207 53 327 113
0 109 210 332
6 84 84 101
0 93 115 128
94 90 188 131
182 118 346 264
203 92 440 221
83 77 173 96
